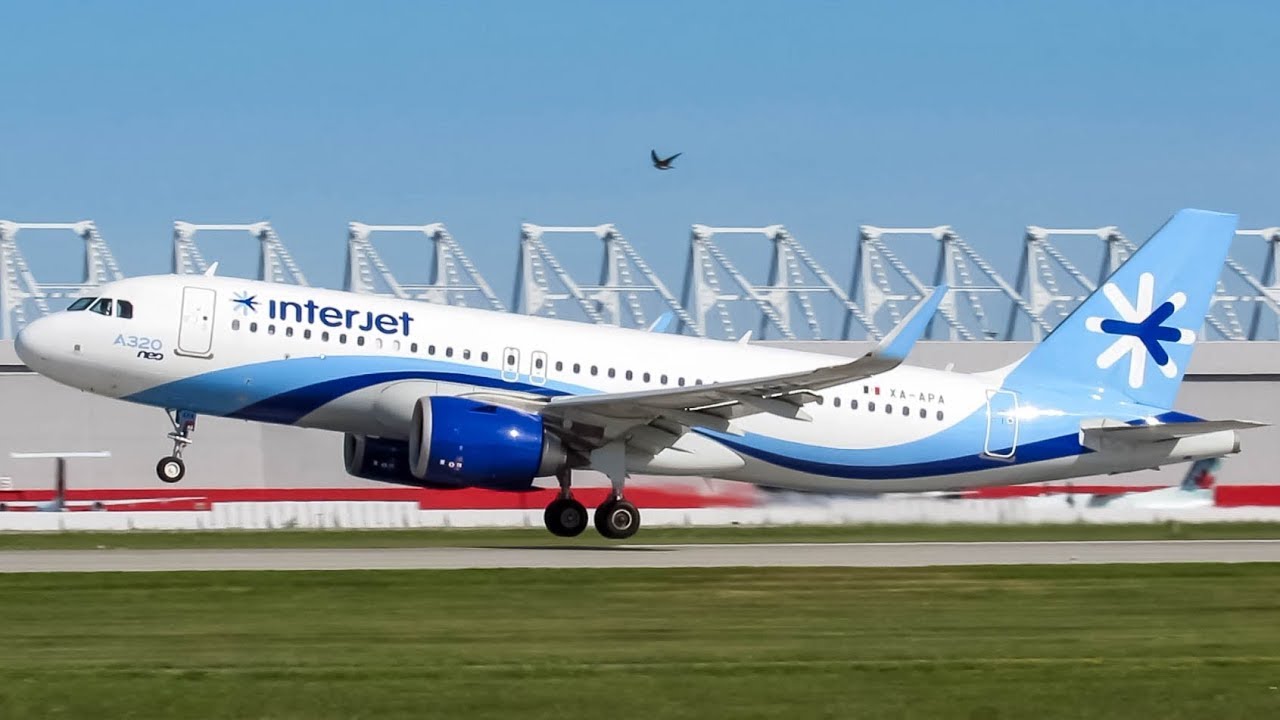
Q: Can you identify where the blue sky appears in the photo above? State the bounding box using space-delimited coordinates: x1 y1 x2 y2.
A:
2 0 1277 300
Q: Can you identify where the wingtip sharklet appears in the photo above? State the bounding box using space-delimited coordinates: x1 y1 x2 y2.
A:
873 284 949 361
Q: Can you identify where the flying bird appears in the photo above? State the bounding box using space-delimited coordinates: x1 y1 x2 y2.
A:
651 149 681 170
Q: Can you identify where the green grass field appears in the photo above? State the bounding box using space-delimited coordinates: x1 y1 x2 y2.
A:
1 565 1278 719
2 521 1280 550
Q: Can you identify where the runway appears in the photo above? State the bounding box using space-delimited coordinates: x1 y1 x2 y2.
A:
1 539 1280 572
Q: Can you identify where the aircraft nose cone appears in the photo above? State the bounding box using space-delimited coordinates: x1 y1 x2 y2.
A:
14 316 53 369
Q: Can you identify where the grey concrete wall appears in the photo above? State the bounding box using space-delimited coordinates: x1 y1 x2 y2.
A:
2 341 1278 490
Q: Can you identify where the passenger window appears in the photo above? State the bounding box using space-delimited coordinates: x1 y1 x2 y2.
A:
339 334 347 343
411 342 418 353
304 329 313 340
625 370 633 380
446 347 453 358
643 372 651 383
885 404 892 414
833 397 841 408
89 298 113 316
356 336 364 346
902 406 910 417
556 361 564 372
535 357 544 369
232 319 241 331
321 331 330 342
868 401 876 412
678 377 686 386
607 368 615 378
428 345 436 355
851 399 858 410
660 374 668 385
573 363 581 374
116 300 134 319
250 322 258 333
936 411 944 421
285 326 294 338
590 365 598 376
392 340 399 351
268 325 276 335
376 338 383 349
67 297 96 312
919 408 927 419
481 351 489 362
463 349 471 360
695 379 703 385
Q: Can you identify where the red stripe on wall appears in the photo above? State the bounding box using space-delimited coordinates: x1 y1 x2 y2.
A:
0 485 759 510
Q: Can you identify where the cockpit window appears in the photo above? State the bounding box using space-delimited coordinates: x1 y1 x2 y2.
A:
116 300 134 319
88 298 113 316
67 297 96 312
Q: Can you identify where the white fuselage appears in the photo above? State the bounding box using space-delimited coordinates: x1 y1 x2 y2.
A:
13 275 1238 492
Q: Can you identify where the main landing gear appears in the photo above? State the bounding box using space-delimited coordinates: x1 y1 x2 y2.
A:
542 444 641 540
544 468 588 537
156 409 196 484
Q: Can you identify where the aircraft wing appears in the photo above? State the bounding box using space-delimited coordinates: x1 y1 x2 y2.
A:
540 285 947 450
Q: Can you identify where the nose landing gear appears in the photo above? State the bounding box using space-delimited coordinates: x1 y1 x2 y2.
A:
157 409 196 483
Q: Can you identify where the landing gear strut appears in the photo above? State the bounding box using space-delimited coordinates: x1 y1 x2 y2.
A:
157 409 196 484
591 442 640 540
544 468 587 537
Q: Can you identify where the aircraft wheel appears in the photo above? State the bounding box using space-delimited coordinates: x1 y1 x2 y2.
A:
594 498 640 540
156 456 186 484
544 497 588 537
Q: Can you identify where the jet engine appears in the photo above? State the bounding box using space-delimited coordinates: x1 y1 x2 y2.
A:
389 395 565 490
343 433 417 484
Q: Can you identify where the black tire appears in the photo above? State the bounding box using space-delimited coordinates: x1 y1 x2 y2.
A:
156 456 185 484
544 497 588 538
594 498 640 540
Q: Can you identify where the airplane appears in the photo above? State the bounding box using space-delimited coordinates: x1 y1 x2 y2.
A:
1025 458 1219 511
13 208 1263 539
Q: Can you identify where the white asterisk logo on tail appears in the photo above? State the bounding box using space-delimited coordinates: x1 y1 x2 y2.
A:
1084 272 1195 389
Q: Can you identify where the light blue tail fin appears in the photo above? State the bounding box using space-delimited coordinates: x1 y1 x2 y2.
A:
1004 208 1237 408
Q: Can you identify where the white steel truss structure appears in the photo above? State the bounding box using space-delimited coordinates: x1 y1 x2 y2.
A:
344 223 504 311
681 224 877 340
855 225 1040 341
0 220 124 340
1010 225 1280 341
172 221 309 285
1010 226 1132 341
3 215 1279 342
513 223 693 331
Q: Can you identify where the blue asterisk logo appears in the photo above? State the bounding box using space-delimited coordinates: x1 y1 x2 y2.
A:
231 291 259 315
1085 272 1194 388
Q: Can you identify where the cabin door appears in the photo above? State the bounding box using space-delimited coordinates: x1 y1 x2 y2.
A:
983 389 1019 460
176 287 217 358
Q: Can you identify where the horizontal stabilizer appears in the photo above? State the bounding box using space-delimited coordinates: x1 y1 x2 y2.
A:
1081 418 1266 444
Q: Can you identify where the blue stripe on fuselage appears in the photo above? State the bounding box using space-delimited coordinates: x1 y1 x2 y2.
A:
126 356 1199 482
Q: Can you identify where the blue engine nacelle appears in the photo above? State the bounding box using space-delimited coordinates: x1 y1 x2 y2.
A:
343 433 418 485
406 396 566 490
